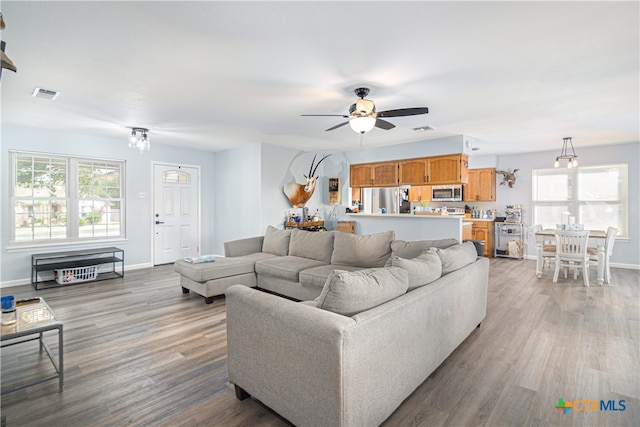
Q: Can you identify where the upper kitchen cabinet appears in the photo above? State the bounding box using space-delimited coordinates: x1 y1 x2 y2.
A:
464 168 496 201
399 158 428 185
427 154 468 185
351 154 467 188
350 164 374 187
350 161 399 187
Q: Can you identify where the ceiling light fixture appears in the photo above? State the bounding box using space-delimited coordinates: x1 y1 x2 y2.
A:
129 127 150 152
554 137 578 168
349 116 376 134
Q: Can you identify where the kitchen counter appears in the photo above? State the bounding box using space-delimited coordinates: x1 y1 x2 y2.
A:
463 218 495 222
347 213 465 218
344 213 464 242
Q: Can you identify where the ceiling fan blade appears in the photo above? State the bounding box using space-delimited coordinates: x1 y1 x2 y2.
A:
377 107 429 118
325 122 349 131
301 114 349 117
375 119 395 130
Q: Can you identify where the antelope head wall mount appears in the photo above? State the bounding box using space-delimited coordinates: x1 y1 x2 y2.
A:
283 154 331 208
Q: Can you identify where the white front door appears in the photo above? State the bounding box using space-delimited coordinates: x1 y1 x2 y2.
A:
153 164 200 265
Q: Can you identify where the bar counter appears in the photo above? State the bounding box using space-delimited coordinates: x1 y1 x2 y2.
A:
345 213 465 242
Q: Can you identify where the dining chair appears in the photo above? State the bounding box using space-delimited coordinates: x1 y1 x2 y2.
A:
553 230 590 287
588 227 617 284
534 225 556 269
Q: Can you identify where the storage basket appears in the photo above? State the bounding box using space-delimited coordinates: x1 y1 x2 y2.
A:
54 265 99 284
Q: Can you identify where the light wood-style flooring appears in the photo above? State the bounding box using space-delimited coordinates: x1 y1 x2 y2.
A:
1 259 639 426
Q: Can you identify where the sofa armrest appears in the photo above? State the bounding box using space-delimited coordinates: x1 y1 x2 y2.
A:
224 236 265 257
226 285 355 427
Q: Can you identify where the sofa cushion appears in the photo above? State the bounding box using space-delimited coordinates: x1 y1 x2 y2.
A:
437 241 478 275
174 254 275 282
315 267 409 316
299 264 362 290
390 249 442 290
255 256 328 282
330 230 394 268
262 225 291 256
390 238 459 260
289 229 335 263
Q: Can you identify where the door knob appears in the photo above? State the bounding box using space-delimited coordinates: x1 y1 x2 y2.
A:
155 221 164 224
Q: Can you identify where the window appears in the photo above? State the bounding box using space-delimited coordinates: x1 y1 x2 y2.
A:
10 151 126 245
532 164 628 237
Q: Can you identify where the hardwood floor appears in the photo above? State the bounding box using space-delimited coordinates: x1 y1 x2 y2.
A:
1 259 638 426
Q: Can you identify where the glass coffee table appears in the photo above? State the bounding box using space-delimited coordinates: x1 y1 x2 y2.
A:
1 297 63 394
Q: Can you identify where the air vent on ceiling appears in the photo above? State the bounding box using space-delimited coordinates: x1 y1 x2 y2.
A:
412 125 434 132
32 87 60 100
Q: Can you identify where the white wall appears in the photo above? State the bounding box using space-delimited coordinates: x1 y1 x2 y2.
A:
347 135 464 163
212 144 349 254
0 124 215 286
212 143 263 255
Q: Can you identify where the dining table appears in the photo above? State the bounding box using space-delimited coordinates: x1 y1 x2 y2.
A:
534 229 607 286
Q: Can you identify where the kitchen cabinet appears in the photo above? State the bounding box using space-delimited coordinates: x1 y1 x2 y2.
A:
351 153 467 188
399 154 468 185
464 168 496 201
408 185 431 202
350 164 374 187
427 154 468 185
399 159 428 184
466 220 494 257
350 162 398 187
462 222 473 241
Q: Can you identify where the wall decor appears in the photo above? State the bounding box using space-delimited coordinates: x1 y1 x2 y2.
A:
283 154 331 207
496 169 519 188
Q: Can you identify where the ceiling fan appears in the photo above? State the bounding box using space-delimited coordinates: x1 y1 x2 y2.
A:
302 87 429 134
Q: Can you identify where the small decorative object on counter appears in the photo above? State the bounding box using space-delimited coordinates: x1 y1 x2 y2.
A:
1 295 17 325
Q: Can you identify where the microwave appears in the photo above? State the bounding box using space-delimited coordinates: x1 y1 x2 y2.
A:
431 185 463 202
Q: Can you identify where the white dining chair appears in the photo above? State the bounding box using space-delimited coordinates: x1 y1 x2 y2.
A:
553 230 590 287
588 227 617 284
534 224 556 269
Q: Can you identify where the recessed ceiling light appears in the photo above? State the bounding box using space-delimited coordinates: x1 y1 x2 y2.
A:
413 125 434 132
32 87 60 100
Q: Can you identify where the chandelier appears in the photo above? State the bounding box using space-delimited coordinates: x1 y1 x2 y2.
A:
129 127 150 152
554 137 578 168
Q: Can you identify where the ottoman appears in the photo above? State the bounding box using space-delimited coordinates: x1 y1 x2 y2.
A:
174 253 277 303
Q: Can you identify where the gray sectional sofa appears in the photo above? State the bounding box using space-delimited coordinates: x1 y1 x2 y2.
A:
175 226 458 302
226 237 490 426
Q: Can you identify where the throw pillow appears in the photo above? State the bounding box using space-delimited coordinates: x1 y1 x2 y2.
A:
437 241 478 275
390 238 459 260
330 230 395 268
315 267 409 316
289 229 335 263
262 225 291 256
390 248 442 290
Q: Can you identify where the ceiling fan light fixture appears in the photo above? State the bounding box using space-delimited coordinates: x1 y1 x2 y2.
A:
349 116 376 134
355 98 375 115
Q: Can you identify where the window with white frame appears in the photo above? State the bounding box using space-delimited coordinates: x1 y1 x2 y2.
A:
10 151 126 245
532 164 628 237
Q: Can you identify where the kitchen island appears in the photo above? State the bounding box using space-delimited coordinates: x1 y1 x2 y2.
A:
345 213 465 242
